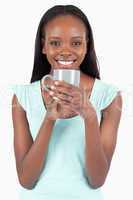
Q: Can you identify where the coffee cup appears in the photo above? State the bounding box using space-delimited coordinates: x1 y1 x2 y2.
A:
41 69 80 91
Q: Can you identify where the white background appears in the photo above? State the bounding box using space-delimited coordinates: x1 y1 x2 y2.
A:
0 0 133 199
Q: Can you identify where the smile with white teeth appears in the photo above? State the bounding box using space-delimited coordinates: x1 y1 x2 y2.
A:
57 60 75 65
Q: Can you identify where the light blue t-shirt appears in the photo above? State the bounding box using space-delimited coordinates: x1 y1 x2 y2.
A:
12 78 119 200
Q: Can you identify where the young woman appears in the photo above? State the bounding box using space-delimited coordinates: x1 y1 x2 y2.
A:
12 5 122 200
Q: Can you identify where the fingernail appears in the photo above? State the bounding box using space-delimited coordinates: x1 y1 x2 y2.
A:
53 96 59 101
49 91 54 95
51 85 56 90
55 81 59 85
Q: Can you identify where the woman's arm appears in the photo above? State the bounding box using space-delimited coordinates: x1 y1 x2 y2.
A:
84 93 122 189
12 94 56 189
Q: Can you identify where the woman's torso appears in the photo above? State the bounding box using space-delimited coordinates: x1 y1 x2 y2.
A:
12 76 119 200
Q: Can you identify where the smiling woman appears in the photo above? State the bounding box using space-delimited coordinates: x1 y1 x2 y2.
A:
12 4 122 200
41 14 87 71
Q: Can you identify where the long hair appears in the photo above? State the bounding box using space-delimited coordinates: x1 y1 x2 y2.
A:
30 5 100 83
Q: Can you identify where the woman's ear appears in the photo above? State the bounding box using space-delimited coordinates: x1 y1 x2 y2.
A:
41 38 46 54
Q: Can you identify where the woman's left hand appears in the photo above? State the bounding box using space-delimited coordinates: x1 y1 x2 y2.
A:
49 80 96 119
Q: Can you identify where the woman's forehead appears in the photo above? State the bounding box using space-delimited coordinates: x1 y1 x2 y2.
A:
44 15 87 37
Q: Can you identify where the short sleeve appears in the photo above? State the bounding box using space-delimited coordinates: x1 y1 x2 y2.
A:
100 84 120 110
12 84 28 111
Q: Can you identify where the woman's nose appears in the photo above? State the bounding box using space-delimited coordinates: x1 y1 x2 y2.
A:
59 47 73 57
58 53 74 61
60 43 72 53
59 52 72 57
57 43 74 59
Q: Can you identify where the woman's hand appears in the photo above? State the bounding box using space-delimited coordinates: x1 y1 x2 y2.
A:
41 82 76 120
49 80 96 119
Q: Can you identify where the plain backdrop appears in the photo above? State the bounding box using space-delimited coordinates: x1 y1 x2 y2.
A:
0 0 133 199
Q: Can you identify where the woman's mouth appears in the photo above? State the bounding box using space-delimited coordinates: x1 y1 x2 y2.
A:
55 59 77 66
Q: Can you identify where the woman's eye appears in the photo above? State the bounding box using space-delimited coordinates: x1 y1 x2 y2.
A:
72 41 81 46
50 41 61 46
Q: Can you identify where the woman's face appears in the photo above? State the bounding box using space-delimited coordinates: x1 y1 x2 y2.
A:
42 15 88 71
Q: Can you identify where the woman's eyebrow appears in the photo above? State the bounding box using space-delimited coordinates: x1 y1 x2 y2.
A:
48 36 83 39
68 36 84 39
71 36 83 39
48 36 61 39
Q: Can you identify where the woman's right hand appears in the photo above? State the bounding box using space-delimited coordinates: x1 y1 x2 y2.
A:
41 85 75 120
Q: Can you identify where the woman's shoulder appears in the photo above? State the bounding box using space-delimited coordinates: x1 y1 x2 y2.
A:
11 80 40 111
95 78 119 91
93 78 121 110
12 80 40 94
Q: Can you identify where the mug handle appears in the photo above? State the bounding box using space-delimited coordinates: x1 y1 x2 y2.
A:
41 74 53 91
